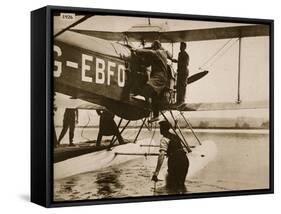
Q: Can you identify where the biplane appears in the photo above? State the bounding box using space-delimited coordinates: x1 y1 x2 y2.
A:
53 14 269 180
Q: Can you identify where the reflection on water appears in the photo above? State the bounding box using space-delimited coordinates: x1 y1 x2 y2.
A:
96 168 123 197
54 130 270 202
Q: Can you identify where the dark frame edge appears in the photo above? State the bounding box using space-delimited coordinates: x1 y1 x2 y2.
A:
45 5 274 24
45 6 53 208
31 6 49 207
269 20 274 194
49 189 273 208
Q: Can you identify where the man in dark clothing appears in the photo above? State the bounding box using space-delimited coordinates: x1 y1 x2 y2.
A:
152 121 189 193
135 40 174 122
57 108 79 146
96 110 125 148
177 42 190 105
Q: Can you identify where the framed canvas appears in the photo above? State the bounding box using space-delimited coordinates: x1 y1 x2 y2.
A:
31 5 274 207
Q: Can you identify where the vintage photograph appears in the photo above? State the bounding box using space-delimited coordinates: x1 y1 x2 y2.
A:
52 11 271 202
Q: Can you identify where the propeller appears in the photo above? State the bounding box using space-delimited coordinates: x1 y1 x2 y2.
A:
187 70 209 84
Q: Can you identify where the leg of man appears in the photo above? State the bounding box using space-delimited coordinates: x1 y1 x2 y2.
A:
177 81 187 104
167 153 189 192
96 132 103 147
69 119 75 146
176 83 181 104
151 96 160 118
140 85 154 102
108 121 124 149
166 157 179 192
176 155 189 190
115 127 125 145
53 123 58 147
57 119 69 145
140 85 159 120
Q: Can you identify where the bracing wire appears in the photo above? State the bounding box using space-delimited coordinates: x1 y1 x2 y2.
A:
198 38 237 70
54 15 92 38
207 38 239 68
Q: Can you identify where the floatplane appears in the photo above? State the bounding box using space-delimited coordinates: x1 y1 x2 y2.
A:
53 14 269 180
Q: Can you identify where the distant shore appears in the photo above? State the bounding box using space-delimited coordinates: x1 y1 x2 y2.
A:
55 126 269 134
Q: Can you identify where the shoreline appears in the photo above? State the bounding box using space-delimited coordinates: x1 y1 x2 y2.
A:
55 126 269 134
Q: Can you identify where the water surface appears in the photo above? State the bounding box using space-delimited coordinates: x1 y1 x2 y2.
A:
54 129 270 201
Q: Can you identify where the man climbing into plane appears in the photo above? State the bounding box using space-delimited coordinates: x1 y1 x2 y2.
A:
133 40 176 122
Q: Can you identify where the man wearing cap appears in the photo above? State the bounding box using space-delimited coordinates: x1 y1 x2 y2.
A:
96 109 125 148
176 42 190 105
152 121 189 192
134 40 175 122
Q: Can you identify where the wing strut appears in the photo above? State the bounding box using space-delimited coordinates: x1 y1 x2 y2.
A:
180 111 202 145
133 118 147 143
237 37 242 104
161 111 192 153
110 118 123 143
109 120 131 147
169 111 192 150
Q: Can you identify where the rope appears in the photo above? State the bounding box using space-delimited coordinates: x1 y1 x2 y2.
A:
148 123 157 154
80 111 91 141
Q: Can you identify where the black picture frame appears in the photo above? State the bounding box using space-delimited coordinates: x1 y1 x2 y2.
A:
31 5 274 208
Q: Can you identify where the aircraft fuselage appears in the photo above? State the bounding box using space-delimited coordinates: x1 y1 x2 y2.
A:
54 31 150 120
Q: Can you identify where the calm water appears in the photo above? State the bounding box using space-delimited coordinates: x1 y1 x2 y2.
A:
54 128 270 201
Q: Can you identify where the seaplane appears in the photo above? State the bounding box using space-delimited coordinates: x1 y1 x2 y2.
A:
53 14 269 181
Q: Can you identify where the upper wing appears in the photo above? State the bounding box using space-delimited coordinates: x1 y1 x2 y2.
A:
158 24 269 42
69 30 125 41
71 24 269 43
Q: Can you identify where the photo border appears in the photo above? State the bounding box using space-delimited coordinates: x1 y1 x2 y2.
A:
34 5 274 207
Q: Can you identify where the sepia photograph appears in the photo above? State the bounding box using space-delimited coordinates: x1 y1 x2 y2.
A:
52 9 272 203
